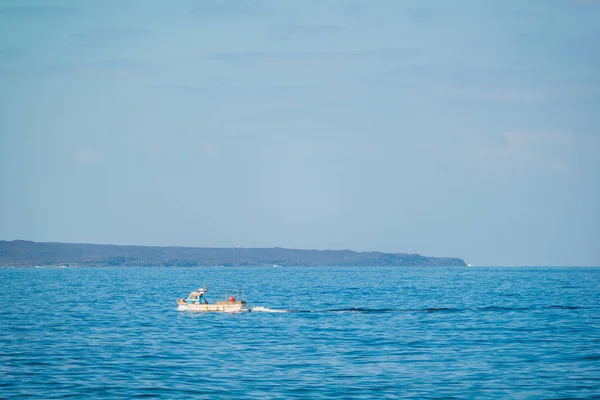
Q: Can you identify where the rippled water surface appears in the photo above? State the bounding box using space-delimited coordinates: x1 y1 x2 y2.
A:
1 266 599 398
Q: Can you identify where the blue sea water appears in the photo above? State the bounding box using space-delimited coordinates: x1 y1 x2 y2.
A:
1 266 599 399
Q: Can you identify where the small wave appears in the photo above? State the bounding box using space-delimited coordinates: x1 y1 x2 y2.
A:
322 307 462 314
422 307 459 313
476 306 531 312
582 354 600 361
250 306 289 313
249 305 587 315
476 305 583 312
549 305 580 310
322 308 404 313
293 307 460 314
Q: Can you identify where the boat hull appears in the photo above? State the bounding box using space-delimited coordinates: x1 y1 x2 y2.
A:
177 300 247 312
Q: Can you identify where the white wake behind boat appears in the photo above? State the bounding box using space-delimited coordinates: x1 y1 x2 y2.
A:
177 286 247 312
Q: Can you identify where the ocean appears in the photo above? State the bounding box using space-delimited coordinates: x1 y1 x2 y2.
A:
1 266 599 398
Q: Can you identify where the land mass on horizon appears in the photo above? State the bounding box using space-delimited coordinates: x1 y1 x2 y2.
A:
0 240 467 267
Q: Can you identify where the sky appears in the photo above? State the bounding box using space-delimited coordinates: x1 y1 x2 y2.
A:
0 0 598 266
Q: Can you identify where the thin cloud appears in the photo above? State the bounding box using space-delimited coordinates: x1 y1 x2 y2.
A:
570 0 600 5
0 60 153 78
366 64 599 105
190 0 283 19
147 84 304 99
466 131 600 175
268 24 344 40
70 26 151 47
0 47 22 60
75 149 103 165
207 48 422 65
0 6 78 17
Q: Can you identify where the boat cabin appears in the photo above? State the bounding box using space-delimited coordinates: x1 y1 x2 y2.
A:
184 288 209 304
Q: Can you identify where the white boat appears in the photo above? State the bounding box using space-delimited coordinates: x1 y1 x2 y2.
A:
177 286 247 312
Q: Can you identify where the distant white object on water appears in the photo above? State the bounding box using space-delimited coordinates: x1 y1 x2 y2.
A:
177 285 247 312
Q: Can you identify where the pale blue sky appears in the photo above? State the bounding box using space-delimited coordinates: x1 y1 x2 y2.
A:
1 0 598 266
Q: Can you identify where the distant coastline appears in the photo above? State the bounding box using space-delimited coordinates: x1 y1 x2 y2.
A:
0 240 467 267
